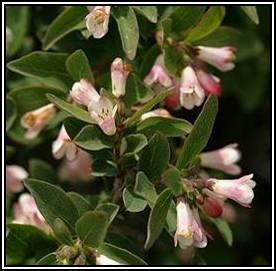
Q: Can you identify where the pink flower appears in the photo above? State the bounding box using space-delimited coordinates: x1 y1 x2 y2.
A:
21 104 56 139
179 66 205 110
6 165 28 195
111 57 130 98
207 174 256 207
164 81 181 110
140 108 171 121
13 193 50 232
196 69 222 96
59 149 92 182
174 200 207 249
88 96 117 136
86 6 111 39
144 55 173 88
200 143 241 175
70 79 100 107
198 190 223 218
52 125 78 161
196 46 236 72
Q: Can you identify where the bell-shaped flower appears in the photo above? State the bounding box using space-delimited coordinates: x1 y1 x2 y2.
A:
95 254 121 265
52 125 78 161
21 104 56 139
88 96 117 136
111 57 130 98
70 79 100 107
140 108 171 121
207 174 256 207
174 199 207 250
200 143 241 175
86 6 111 39
144 54 173 88
179 66 205 110
199 190 224 218
59 149 92 182
6 165 28 195
196 46 236 72
196 69 222 96
164 81 181 110
13 193 50 232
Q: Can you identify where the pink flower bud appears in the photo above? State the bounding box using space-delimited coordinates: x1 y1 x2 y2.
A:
174 199 207 249
21 104 56 139
70 79 100 107
13 193 50 232
111 57 130 98
196 46 236 72
59 149 92 182
207 174 256 207
86 6 111 39
140 108 171 121
164 81 181 110
88 96 117 135
200 143 241 175
6 165 28 195
196 69 223 96
144 55 173 88
52 125 78 161
179 66 205 110
202 196 223 218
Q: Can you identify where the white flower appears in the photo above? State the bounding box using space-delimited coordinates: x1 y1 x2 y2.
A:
179 66 205 110
6 165 28 195
140 108 171 121
52 125 78 161
196 46 236 72
21 104 56 139
86 6 111 39
95 254 121 265
200 143 241 175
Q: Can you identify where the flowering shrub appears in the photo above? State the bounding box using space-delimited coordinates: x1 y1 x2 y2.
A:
5 5 269 266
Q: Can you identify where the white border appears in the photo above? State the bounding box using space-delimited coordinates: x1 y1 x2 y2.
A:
2 2 274 270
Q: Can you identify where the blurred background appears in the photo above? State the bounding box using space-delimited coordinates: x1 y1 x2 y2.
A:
6 5 272 266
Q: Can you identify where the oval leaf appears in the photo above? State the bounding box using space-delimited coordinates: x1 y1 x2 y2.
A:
144 189 173 250
95 203 120 224
133 6 158 23
176 95 218 170
6 96 17 132
240 6 259 24
123 186 148 213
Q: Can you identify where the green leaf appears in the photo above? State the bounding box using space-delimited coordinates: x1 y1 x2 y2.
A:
6 96 17 132
112 7 139 60
185 7 225 44
192 26 241 47
7 52 73 91
162 167 182 196
126 90 170 127
123 186 148 212
176 95 218 170
120 134 148 163
73 125 115 151
165 200 177 234
163 44 185 76
133 6 158 23
6 224 57 265
98 243 147 265
240 6 259 24
91 159 118 177
139 132 170 181
52 218 74 245
144 189 173 250
6 7 30 57
95 203 120 224
170 6 206 34
29 159 57 184
66 49 94 83
75 211 109 248
67 192 92 217
123 73 154 108
24 179 79 232
36 253 58 265
46 94 95 124
211 218 233 246
137 116 192 138
9 86 65 114
43 7 87 50
6 145 15 160
63 117 86 139
134 172 157 207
